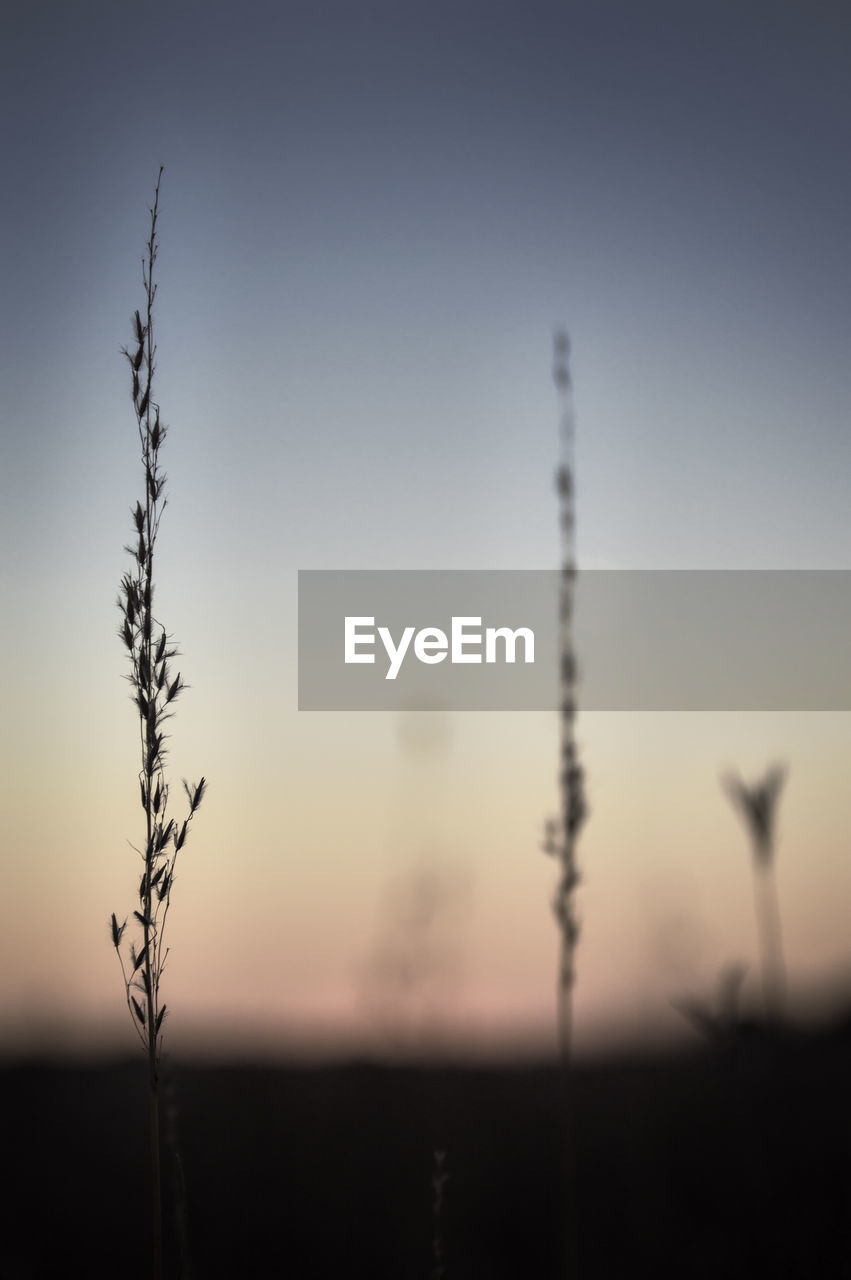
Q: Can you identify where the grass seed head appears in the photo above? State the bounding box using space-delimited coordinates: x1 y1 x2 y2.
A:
724 763 786 864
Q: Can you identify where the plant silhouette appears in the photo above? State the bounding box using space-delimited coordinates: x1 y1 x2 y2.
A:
111 167 206 1280
540 330 588 1280
541 330 588 1065
723 763 787 1023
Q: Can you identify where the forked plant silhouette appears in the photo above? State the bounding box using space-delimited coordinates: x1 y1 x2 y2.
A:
111 167 206 1280
723 763 787 1023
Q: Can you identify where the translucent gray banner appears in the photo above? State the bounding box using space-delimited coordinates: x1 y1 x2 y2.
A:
297 570 851 710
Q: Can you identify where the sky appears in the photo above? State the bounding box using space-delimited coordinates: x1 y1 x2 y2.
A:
1 0 849 1060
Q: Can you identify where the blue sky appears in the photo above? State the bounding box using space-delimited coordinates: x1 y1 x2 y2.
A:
1 0 849 1057
4 1 850 577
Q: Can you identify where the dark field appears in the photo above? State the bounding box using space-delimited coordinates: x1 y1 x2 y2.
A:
3 1021 850 1278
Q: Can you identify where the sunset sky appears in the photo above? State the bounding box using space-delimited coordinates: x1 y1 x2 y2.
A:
1 0 849 1060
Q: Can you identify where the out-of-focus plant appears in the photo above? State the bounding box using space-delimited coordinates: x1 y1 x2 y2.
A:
541 330 588 1066
541 331 587 1280
723 764 787 1022
673 962 749 1042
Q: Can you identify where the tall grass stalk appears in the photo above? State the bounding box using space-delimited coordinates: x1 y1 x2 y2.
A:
111 167 206 1280
541 331 588 1279
723 764 787 1023
542 331 587 1066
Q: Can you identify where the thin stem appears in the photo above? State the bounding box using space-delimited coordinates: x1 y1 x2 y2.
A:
113 167 208 1280
753 858 787 1023
552 331 584 1066
549 331 586 1278
557 939 573 1065
141 169 164 1280
150 1082 163 1279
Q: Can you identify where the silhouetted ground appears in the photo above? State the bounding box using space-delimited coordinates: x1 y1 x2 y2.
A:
2 1018 850 1278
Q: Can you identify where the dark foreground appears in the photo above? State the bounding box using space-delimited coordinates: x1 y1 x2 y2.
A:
3 1021 850 1278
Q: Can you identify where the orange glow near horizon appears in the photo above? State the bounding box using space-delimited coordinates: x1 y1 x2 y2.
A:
3 699 849 1061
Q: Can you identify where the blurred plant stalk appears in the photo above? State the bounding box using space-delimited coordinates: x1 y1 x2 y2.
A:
541 331 588 1280
542 331 588 1066
723 764 787 1023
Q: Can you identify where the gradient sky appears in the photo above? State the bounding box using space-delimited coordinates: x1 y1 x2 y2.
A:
1 0 849 1059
